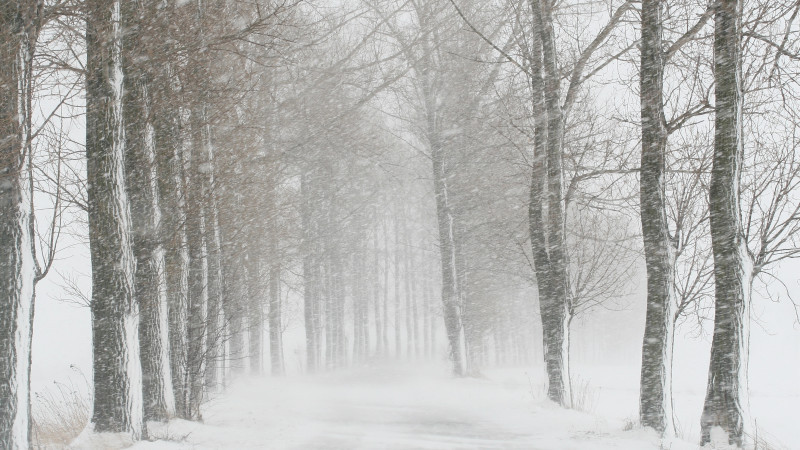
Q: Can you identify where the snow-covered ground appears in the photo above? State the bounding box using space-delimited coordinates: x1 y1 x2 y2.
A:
92 363 700 450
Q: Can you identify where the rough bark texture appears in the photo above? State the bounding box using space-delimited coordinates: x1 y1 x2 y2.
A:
154 104 189 419
86 0 143 436
527 0 570 406
122 0 175 422
700 0 752 446
0 1 41 447
638 0 676 435
149 0 189 418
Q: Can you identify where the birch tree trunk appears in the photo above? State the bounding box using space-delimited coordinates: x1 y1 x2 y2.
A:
86 0 143 436
700 0 752 445
0 1 41 446
638 0 676 435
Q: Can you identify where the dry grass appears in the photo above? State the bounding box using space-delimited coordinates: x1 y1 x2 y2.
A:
31 366 90 449
568 376 598 412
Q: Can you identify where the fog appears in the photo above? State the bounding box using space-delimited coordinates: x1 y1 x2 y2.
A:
2 0 800 449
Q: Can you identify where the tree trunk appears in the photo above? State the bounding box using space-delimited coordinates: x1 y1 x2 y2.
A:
528 0 570 406
155 112 189 419
185 107 209 420
246 257 263 375
431 144 464 376
403 211 413 359
638 0 676 435
200 126 223 393
0 2 41 446
149 3 189 413
122 0 176 422
422 273 431 360
301 172 319 372
86 0 143 436
225 263 247 377
393 206 402 359
268 258 284 375
204 203 224 391
373 224 384 358
700 0 751 445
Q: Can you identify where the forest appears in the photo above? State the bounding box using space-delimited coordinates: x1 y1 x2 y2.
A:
1 0 800 448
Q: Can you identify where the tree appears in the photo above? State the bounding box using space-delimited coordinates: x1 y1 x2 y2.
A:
0 0 43 447
520 0 633 407
86 0 143 437
638 0 676 435
122 0 175 422
700 0 751 445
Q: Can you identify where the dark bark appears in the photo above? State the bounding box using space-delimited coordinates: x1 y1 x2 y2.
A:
154 101 189 419
0 1 41 446
638 0 676 434
86 0 143 436
122 0 175 422
527 0 570 406
700 0 752 445
150 0 189 418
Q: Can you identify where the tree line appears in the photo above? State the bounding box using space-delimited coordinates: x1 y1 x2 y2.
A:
1 0 799 448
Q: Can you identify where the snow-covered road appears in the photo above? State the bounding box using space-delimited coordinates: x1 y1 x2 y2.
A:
131 364 696 450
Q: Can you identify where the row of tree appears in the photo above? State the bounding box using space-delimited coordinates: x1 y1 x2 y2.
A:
2 0 800 448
